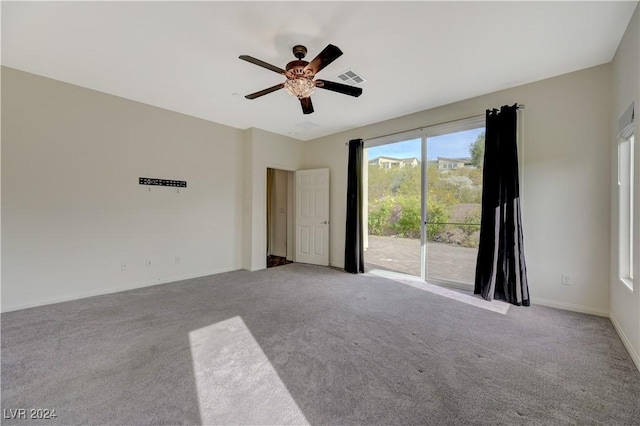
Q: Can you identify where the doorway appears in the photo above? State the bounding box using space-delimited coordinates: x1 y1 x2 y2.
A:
266 168 294 268
265 167 330 269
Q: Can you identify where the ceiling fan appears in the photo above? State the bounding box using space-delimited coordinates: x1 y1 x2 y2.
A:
239 44 363 114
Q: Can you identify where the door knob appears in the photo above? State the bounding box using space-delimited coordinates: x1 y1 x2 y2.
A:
322 221 329 224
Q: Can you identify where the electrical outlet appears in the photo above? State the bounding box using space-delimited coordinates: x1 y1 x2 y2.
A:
146 259 152 268
121 262 127 271
561 273 571 286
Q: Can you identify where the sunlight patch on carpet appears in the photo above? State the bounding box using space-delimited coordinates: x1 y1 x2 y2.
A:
189 316 309 425
367 269 510 315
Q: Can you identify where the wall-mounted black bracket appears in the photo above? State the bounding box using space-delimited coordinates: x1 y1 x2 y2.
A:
139 177 187 188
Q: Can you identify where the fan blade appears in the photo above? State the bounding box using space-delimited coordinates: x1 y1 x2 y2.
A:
316 80 362 97
239 55 286 74
304 44 343 75
300 97 314 114
245 83 284 99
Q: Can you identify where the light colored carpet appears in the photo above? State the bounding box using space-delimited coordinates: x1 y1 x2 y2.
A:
2 263 639 425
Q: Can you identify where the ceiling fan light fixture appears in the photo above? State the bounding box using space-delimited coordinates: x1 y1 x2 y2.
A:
284 78 316 99
240 43 361 113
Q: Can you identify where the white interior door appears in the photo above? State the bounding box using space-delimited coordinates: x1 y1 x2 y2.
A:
295 168 329 266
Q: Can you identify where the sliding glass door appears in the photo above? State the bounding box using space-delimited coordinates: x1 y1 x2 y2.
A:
364 117 485 287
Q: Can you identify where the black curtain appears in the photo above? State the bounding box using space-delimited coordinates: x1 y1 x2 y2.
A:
475 105 530 306
345 138 365 274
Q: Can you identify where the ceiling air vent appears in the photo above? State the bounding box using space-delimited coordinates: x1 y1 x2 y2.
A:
335 69 366 85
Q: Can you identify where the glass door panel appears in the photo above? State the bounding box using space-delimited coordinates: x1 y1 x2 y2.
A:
364 138 422 276
425 128 484 285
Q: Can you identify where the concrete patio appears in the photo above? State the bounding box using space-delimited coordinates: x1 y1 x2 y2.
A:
365 235 478 285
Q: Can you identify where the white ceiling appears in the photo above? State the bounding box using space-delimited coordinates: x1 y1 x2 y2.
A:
2 1 637 141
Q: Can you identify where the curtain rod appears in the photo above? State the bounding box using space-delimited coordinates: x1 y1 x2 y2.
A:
345 104 525 145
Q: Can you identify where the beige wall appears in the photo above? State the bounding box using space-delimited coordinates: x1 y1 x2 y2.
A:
610 3 640 370
303 64 613 317
1 67 245 311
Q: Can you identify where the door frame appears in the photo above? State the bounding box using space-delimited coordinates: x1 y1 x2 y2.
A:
262 164 297 269
266 167 294 260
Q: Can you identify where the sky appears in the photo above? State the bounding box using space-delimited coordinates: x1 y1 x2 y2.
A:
367 127 484 161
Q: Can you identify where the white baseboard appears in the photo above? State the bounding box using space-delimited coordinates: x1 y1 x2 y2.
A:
1 266 240 313
609 312 640 372
530 296 609 317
